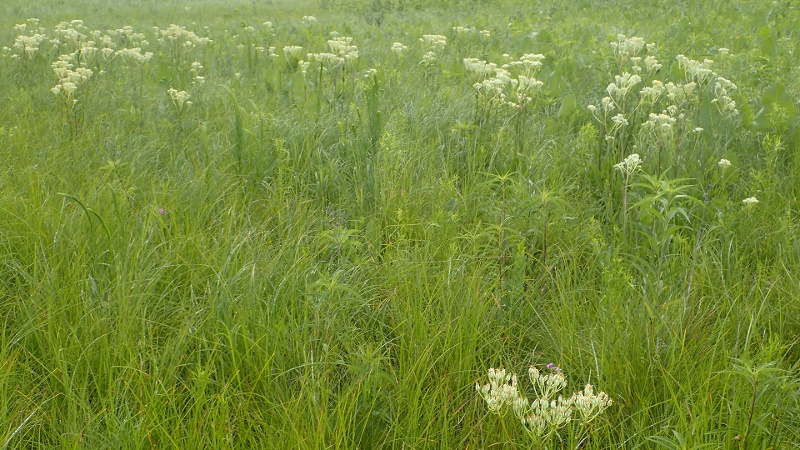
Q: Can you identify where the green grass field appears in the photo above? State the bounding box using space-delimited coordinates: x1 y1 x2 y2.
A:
1 0 799 447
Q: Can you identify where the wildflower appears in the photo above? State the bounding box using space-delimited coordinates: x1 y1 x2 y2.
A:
601 96 615 112
612 72 641 96
390 42 408 56
572 384 613 425
611 113 628 127
640 80 665 101
718 159 731 170
546 363 562 373
644 113 675 135
676 54 716 83
611 34 645 60
327 36 358 61
742 197 759 207
479 364 612 441
298 60 310 75
302 15 318 24
452 26 470 35
283 45 303 65
614 153 642 174
476 368 521 414
479 29 491 39
509 53 545 75
644 55 661 73
529 365 567 400
116 47 153 65
51 55 92 99
167 88 190 108
419 34 447 51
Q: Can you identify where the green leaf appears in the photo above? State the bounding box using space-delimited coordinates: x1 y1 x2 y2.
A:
557 93 577 121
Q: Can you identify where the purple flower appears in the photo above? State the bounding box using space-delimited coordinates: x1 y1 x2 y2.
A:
546 363 562 373
158 208 165 215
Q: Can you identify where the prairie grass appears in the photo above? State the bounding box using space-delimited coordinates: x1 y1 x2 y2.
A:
1 0 799 448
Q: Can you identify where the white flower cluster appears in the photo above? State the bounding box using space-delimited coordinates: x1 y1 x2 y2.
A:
466 54 545 108
50 55 93 98
418 34 446 67
742 196 759 207
607 72 641 103
5 19 48 60
643 112 676 136
643 55 662 74
305 35 358 72
513 395 574 437
571 384 613 424
610 34 647 64
190 61 205 84
505 53 545 76
639 80 664 102
326 36 358 61
611 113 628 127
471 62 512 105
298 60 310 75
712 76 738 114
283 45 303 58
157 24 212 48
590 35 740 147
676 55 715 84
106 25 148 47
302 16 318 25
421 51 438 65
167 88 191 108
507 75 544 107
475 368 520 414
463 58 499 77
390 42 408 57
116 47 153 65
452 26 471 35
308 52 342 69
53 20 89 50
613 153 642 175
478 365 612 440
12 32 48 59
672 55 738 115
527 365 567 399
419 34 447 51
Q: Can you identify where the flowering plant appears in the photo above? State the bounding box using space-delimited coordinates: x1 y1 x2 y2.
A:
477 364 612 445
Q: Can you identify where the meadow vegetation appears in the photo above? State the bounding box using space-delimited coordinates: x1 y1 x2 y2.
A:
1 0 799 447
